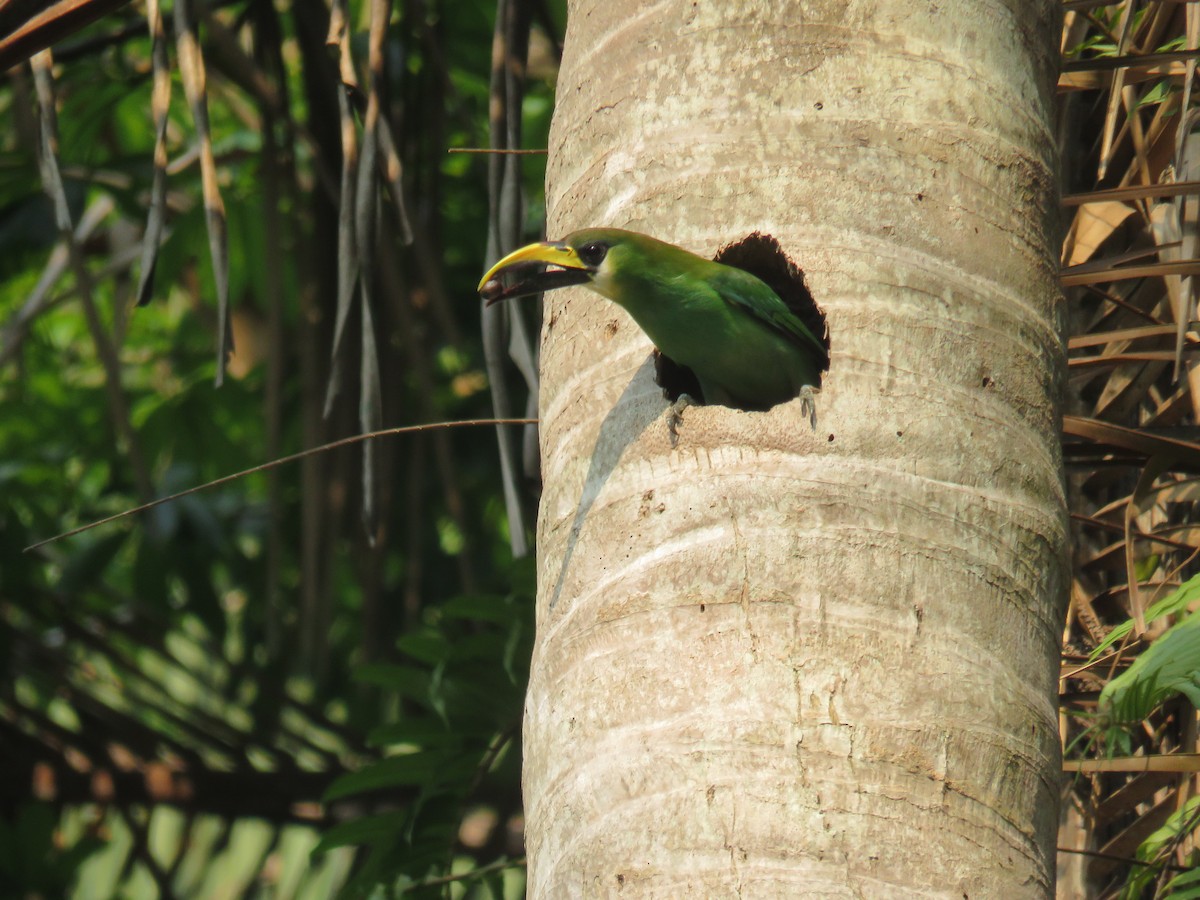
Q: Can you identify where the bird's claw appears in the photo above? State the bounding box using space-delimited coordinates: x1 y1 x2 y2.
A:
799 385 819 431
666 394 695 448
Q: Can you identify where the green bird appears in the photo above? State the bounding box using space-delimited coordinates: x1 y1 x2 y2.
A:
479 227 826 428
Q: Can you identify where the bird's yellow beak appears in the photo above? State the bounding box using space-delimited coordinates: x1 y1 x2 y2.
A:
478 241 592 305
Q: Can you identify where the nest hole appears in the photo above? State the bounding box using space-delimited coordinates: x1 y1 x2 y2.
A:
653 232 831 409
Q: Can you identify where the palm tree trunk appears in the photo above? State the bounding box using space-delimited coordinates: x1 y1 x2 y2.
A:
525 0 1067 895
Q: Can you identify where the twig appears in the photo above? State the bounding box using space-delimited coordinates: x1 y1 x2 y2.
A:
443 720 519 872
24 418 538 552
1056 845 1189 872
400 856 527 893
448 147 547 154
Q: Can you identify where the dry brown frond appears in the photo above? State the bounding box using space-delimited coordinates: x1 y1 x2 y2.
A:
1060 0 1200 892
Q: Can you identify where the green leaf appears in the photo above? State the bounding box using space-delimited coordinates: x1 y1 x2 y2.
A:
397 630 453 665
1121 796 1200 898
1134 82 1173 110
310 810 410 856
57 531 128 594
1167 866 1200 888
322 752 476 802
353 664 432 704
441 593 515 624
1092 573 1200 659
366 719 460 749
452 632 511 663
1100 611 1200 725
503 615 530 683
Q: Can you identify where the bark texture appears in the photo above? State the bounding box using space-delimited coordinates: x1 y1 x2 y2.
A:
525 0 1066 896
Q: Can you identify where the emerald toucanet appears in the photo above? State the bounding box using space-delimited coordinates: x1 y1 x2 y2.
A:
479 228 826 425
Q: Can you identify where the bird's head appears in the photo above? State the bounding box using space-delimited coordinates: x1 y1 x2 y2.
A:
478 228 648 305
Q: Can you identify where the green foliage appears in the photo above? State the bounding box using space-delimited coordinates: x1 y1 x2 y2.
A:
1076 575 1200 897
1067 575 1200 759
1091 575 1200 661
316 559 533 896
2 0 558 894
1162 867 1200 900
0 803 107 898
1121 797 1200 900
1100 607 1200 727
1064 5 1151 59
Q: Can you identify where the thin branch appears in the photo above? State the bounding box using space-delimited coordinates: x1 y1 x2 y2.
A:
447 147 547 154
24 418 538 552
0 0 133 70
1056 846 1189 872
400 856 527 893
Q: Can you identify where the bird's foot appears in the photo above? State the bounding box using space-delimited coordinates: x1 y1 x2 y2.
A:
799 385 820 431
666 394 696 448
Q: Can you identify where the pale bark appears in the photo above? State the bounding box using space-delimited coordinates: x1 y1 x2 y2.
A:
525 0 1066 896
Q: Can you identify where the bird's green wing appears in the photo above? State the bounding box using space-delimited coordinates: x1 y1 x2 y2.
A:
707 265 827 359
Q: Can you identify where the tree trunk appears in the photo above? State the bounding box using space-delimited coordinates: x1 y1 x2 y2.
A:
524 0 1066 896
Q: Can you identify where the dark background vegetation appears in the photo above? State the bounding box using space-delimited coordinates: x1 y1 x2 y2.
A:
2 0 558 895
7 0 1200 897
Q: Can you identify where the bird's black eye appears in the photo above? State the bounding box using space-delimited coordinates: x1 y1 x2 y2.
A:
576 241 609 268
